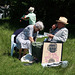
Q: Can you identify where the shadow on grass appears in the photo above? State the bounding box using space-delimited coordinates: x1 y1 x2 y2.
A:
2 49 19 59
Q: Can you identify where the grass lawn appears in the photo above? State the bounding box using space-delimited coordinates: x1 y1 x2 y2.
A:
0 19 75 75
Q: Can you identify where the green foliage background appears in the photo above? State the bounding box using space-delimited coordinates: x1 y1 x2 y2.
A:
1 0 75 32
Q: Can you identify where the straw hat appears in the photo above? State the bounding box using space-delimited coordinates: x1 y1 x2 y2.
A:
28 7 34 12
56 17 69 24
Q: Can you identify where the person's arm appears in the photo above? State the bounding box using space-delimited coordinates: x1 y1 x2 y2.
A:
49 24 57 33
52 29 68 42
52 24 57 30
24 14 29 20
20 15 27 22
23 17 29 20
48 34 54 38
28 26 34 42
47 34 54 39
29 37 34 42
24 15 27 19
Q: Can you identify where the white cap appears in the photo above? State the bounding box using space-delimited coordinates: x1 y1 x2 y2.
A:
35 21 44 31
28 7 34 13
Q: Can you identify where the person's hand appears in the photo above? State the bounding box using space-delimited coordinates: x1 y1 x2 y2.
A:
29 37 34 43
24 15 26 18
20 20 22 22
52 24 57 30
47 34 54 39
31 40 34 43
22 17 24 19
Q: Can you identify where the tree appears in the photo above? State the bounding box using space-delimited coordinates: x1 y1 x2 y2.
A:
6 0 75 31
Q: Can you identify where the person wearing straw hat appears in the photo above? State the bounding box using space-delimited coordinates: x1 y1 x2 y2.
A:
16 21 44 59
23 7 36 25
47 16 69 43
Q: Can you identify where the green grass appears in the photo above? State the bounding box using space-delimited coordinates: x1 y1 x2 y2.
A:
0 19 75 75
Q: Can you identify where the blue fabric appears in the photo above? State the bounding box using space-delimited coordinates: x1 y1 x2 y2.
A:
13 28 24 36
13 28 24 43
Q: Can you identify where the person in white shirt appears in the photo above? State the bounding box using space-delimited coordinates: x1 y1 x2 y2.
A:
24 7 36 25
